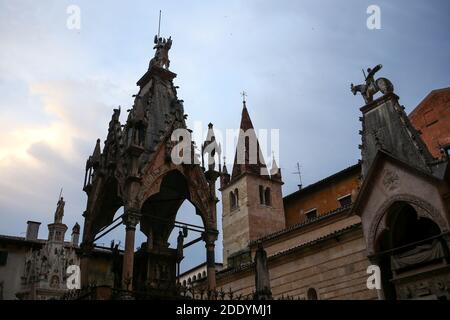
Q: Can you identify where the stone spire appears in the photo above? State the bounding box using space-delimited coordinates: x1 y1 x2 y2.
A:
125 35 185 164
270 155 282 182
220 157 230 189
91 138 101 169
202 123 221 172
230 100 267 182
71 222 80 246
352 66 435 178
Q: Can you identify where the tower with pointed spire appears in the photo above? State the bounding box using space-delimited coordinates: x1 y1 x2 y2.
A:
220 97 285 268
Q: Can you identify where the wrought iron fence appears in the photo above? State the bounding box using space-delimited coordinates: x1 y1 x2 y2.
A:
60 284 304 300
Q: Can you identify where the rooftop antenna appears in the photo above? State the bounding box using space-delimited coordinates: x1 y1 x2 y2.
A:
293 162 303 190
158 10 162 38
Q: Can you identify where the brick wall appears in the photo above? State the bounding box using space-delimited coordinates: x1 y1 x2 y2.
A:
409 88 450 158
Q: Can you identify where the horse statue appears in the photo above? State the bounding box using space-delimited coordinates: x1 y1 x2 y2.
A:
149 35 173 70
351 64 394 104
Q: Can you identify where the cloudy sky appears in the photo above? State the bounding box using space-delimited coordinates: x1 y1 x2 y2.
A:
1 0 449 271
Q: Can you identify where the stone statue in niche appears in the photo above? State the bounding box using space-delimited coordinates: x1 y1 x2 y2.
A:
254 242 272 300
50 275 60 288
176 231 185 262
351 64 394 104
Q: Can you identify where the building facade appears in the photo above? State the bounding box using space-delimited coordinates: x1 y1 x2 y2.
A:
0 198 80 300
215 82 450 300
1 39 449 300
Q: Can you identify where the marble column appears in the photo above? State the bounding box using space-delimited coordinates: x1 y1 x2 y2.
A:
121 210 140 291
204 230 219 294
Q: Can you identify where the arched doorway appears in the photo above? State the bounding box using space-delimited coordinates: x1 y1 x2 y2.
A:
307 288 318 300
375 202 448 299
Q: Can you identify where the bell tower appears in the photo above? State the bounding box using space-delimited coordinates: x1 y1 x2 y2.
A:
220 98 285 268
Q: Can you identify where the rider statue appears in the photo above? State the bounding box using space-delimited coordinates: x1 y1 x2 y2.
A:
351 64 394 104
149 35 172 70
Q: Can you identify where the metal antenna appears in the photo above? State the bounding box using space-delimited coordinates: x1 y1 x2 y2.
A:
292 162 303 190
157 10 162 38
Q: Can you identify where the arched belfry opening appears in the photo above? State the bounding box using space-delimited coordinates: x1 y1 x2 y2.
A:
79 34 223 299
374 202 449 300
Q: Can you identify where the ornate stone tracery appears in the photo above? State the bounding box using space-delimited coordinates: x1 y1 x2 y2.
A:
79 35 221 298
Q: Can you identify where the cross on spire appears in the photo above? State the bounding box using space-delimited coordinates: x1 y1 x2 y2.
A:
241 91 247 104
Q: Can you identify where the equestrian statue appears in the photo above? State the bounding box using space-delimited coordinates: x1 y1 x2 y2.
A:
351 64 394 104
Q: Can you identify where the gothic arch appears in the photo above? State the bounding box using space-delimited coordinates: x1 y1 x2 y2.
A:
138 164 216 230
367 193 448 255
83 175 124 243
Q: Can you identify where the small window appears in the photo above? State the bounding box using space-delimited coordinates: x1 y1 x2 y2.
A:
193 275 197 281
245 136 250 163
202 271 206 277
264 188 271 206
230 191 236 210
259 185 264 204
307 288 318 300
0 251 8 266
234 189 239 207
338 194 352 207
305 209 317 221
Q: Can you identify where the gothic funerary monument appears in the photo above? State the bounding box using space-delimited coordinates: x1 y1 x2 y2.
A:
74 31 450 299
2 31 446 300
80 34 221 299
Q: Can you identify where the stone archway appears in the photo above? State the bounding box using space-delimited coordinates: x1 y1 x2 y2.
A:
370 198 450 300
113 161 218 295
138 164 217 231
367 194 448 256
